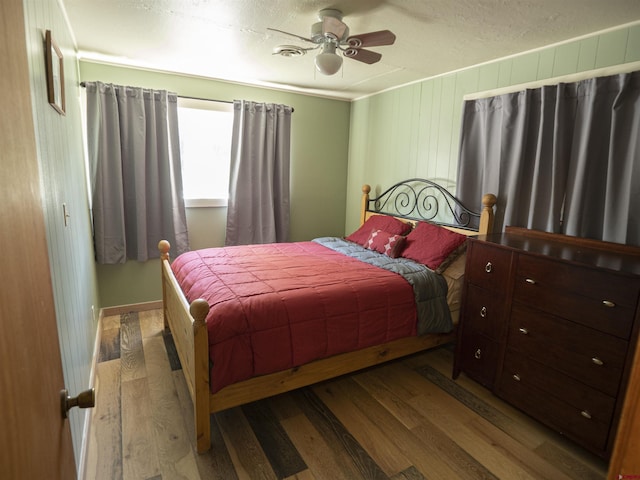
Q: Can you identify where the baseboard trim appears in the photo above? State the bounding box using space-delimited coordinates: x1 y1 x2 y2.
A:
78 301 163 478
77 307 104 480
101 300 163 317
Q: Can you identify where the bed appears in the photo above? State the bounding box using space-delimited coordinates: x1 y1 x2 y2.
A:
158 178 496 453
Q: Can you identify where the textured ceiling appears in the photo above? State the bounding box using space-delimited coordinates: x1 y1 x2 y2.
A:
63 0 640 100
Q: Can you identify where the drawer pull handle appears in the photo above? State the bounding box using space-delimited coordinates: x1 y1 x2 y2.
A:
474 349 482 359
525 278 536 285
512 374 521 381
485 262 493 273
592 357 604 366
602 300 615 308
480 306 487 318
519 327 529 335
581 410 592 420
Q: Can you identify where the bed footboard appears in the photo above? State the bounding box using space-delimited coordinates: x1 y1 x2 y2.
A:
158 241 211 453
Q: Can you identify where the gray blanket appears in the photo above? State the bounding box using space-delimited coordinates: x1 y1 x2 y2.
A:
313 237 453 334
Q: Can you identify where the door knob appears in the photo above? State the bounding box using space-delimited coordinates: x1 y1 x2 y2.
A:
60 388 95 419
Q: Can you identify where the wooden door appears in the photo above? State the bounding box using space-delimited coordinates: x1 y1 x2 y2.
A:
608 339 640 478
0 0 77 478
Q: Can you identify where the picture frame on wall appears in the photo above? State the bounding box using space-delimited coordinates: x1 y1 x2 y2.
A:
45 30 65 115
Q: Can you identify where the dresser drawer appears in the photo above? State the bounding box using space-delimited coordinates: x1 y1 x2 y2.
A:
508 303 628 396
497 352 614 454
458 331 500 388
499 349 616 423
461 284 506 340
514 255 639 338
466 241 512 292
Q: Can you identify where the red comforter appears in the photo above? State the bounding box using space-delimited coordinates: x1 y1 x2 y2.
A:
171 241 417 393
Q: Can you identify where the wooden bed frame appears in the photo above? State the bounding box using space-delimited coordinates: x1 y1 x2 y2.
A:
158 179 496 453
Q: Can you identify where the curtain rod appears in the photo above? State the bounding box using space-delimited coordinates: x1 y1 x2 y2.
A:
178 94 233 104
464 60 640 101
79 82 232 104
179 94 294 112
79 82 293 111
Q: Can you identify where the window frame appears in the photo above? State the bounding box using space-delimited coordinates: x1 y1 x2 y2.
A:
177 97 233 208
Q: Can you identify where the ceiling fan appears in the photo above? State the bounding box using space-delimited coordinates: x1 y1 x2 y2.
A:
268 8 396 76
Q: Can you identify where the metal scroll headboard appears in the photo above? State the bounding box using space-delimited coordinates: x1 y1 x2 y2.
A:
366 178 481 230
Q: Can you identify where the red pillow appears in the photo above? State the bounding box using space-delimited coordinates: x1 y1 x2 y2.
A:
346 215 412 246
401 221 467 270
364 229 406 258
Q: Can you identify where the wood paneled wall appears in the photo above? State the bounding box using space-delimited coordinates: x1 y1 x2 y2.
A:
22 0 101 470
345 22 640 235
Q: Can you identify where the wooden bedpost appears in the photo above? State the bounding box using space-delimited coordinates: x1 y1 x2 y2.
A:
361 184 371 225
158 240 171 330
190 298 211 453
479 193 497 235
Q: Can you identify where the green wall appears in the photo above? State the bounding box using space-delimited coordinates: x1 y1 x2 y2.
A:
24 0 101 467
79 62 351 307
83 21 640 308
345 22 640 235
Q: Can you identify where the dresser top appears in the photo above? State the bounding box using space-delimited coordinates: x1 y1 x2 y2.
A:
473 227 640 277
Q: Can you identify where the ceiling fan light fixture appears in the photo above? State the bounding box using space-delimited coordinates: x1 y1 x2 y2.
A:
314 43 342 75
268 9 395 77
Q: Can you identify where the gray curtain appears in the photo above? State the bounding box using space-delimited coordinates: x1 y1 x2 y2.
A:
225 100 292 246
563 73 640 244
85 81 189 264
457 70 640 246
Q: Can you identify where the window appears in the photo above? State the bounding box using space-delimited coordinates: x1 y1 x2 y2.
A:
177 98 233 207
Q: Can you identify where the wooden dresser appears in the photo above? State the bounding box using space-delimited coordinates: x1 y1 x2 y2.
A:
453 227 640 458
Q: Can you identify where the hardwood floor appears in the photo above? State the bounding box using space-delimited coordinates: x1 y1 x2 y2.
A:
84 309 609 479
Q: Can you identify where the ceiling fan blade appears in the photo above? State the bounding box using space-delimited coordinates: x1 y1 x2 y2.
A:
267 27 316 44
343 48 382 65
346 30 396 48
322 16 348 40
